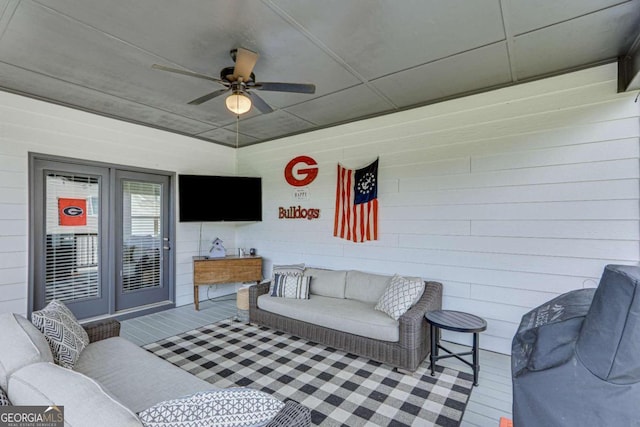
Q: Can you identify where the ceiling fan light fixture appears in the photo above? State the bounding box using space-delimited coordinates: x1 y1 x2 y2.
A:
225 91 252 115
153 47 314 115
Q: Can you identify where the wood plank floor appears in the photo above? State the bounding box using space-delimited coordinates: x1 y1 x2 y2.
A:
121 296 512 426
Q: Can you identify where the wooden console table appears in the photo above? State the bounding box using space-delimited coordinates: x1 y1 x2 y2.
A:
192 256 262 311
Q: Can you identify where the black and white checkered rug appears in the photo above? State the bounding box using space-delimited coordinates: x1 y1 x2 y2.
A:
143 320 473 426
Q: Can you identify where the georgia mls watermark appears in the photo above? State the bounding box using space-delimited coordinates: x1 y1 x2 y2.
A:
0 406 64 427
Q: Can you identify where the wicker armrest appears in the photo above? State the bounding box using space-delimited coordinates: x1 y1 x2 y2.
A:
250 282 270 306
249 282 270 323
265 400 312 427
82 319 121 343
398 281 443 349
255 281 270 296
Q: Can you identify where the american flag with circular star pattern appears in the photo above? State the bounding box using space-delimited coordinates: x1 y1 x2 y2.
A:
334 158 379 243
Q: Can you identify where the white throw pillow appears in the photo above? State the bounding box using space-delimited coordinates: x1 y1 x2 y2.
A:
272 263 305 279
31 300 90 369
269 263 305 294
375 274 425 320
271 274 311 299
138 388 285 427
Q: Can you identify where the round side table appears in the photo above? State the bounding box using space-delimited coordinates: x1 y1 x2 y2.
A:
425 310 487 386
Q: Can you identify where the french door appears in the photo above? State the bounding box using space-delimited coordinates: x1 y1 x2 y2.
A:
115 170 170 311
32 161 110 319
31 156 173 319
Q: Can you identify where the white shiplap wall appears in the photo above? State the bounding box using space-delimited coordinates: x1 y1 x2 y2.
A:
0 91 237 315
236 64 640 354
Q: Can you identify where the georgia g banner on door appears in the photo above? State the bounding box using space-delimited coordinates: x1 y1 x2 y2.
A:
58 198 87 226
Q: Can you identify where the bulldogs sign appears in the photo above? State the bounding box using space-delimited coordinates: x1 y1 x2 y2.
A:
281 156 321 220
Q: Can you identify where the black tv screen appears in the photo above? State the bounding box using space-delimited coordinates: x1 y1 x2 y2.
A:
178 175 262 222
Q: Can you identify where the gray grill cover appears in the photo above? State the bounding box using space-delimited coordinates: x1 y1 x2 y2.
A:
512 265 640 427
512 288 595 378
576 265 640 384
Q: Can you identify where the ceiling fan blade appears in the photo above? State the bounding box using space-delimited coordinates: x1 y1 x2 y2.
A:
152 64 224 84
187 88 230 105
232 48 259 81
254 82 316 94
248 92 273 114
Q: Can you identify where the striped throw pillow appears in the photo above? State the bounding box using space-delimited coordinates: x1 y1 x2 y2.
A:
271 274 311 299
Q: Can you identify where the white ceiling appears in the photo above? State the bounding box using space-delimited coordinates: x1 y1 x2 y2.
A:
0 0 639 147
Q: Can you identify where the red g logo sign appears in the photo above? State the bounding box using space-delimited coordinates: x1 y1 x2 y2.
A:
58 198 87 226
284 156 318 187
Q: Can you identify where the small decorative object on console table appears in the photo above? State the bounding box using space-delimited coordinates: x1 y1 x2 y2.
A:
425 309 487 386
193 256 262 311
208 238 226 258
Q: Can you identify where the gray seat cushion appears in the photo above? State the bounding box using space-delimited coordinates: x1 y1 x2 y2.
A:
345 270 392 304
9 362 141 427
74 337 214 413
305 268 346 299
257 294 399 342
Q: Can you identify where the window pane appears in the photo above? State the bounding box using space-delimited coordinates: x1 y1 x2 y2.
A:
122 180 162 292
45 173 99 303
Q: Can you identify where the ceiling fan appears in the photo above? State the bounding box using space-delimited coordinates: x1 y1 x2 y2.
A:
152 48 316 115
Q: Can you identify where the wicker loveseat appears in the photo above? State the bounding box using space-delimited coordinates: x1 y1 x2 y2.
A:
249 267 443 372
0 314 311 427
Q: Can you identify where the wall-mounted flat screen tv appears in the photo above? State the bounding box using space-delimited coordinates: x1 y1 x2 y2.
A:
178 175 262 222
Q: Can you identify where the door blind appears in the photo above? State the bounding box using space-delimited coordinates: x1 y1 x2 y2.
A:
45 173 100 303
122 180 162 292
